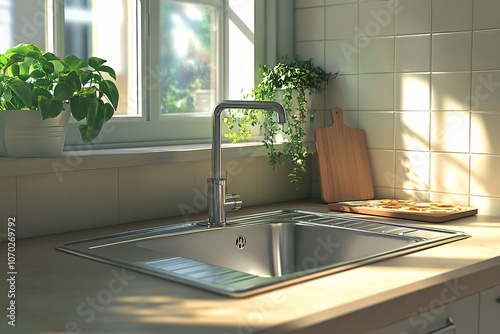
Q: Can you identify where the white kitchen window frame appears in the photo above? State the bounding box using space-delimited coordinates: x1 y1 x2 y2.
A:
47 0 227 149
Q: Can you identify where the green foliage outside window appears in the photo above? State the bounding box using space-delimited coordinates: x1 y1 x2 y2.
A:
160 1 215 114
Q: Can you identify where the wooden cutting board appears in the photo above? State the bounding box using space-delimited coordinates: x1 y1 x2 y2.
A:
315 107 374 203
328 200 478 223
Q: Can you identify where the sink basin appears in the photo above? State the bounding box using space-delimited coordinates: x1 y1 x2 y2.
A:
57 210 469 297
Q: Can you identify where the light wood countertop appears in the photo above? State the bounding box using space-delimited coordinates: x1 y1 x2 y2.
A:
2 199 500 334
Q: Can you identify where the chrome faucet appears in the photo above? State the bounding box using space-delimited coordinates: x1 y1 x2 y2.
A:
207 100 287 227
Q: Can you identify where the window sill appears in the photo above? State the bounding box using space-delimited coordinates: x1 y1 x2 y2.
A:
0 142 273 177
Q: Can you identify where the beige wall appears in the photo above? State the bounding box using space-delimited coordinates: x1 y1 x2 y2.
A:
297 0 500 216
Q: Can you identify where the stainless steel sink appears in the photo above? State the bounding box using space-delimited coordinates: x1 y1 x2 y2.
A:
57 210 469 297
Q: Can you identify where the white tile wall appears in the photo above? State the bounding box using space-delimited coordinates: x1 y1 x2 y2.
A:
470 112 500 154
395 111 430 151
431 73 471 110
359 37 394 73
473 0 500 30
369 149 395 189
431 111 470 153
17 169 119 238
7 154 311 238
395 151 430 191
325 4 358 39
119 162 196 223
395 73 430 110
432 32 472 72
359 1 395 37
298 0 500 215
395 0 431 35
430 153 470 194
359 111 394 149
325 75 359 110
432 0 472 32
295 7 325 41
358 74 394 110
470 72 500 110
472 30 500 70
470 155 500 197
395 35 431 72
0 177 16 221
296 0 325 8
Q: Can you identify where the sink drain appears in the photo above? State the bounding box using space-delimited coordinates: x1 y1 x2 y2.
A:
235 235 246 250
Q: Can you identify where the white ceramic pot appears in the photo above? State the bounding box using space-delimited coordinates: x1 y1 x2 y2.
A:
0 109 70 157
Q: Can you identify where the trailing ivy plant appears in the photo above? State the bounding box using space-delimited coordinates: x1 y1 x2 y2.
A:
224 56 336 183
0 43 119 143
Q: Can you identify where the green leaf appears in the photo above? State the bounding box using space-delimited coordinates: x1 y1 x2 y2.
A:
77 98 104 143
32 87 52 106
64 55 88 71
33 78 51 87
88 57 106 70
96 65 116 80
3 87 12 102
103 102 114 121
79 70 93 85
18 62 30 77
64 71 81 91
99 80 119 110
8 63 20 76
69 95 88 121
38 96 63 119
30 69 45 78
41 61 55 74
79 86 97 95
5 44 29 57
0 54 7 66
54 82 74 101
9 77 32 106
26 49 41 60
92 73 101 83
42 52 61 61
51 59 65 73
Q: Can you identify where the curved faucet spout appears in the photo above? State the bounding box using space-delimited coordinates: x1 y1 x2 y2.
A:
208 100 287 227
213 100 286 123
212 100 286 179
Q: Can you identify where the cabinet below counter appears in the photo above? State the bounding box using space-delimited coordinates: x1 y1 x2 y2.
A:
2 199 500 334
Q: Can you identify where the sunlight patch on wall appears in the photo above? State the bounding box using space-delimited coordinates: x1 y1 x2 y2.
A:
396 74 430 111
395 151 430 191
396 111 430 151
430 153 469 194
431 111 470 153
471 112 498 155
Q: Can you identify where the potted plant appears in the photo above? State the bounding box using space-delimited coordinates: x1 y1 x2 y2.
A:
224 56 336 183
0 43 119 157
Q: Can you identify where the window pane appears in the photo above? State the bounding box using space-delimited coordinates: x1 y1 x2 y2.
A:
64 0 140 117
159 0 217 114
0 0 12 51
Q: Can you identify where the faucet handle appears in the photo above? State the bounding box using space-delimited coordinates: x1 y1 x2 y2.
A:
223 170 242 212
225 193 242 212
